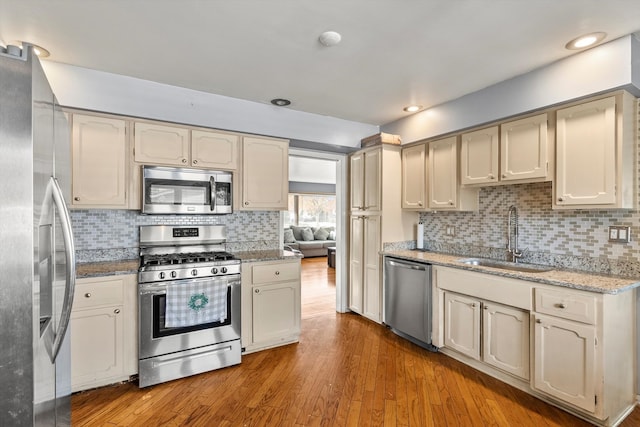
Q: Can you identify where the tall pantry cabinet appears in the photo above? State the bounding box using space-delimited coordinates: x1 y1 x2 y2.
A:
349 144 416 323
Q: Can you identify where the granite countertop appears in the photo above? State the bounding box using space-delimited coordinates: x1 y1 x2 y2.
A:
382 249 640 295
234 249 303 263
76 259 139 279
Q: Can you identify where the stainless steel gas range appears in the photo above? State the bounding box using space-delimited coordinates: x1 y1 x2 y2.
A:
137 225 241 388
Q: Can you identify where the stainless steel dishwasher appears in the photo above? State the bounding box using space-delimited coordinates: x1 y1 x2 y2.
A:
384 256 437 351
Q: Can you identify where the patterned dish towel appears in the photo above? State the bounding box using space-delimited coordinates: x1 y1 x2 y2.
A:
165 280 228 328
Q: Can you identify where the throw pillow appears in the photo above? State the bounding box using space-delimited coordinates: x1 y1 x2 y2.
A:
283 228 296 243
314 227 330 240
301 227 315 241
328 230 336 240
291 226 306 241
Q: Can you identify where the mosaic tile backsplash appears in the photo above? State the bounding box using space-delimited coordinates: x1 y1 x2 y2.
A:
71 210 281 262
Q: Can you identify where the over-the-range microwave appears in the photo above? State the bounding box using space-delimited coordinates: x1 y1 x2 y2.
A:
142 165 233 215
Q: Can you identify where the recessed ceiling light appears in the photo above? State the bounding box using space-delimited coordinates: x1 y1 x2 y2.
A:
318 31 342 47
19 41 50 58
565 32 606 50
271 98 291 107
403 105 423 113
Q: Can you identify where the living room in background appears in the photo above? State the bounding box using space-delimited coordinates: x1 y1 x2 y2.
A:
285 194 336 228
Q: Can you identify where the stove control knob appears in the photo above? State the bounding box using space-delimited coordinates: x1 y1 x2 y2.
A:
171 271 177 278
211 268 218 274
191 269 198 277
159 272 166 280
221 267 228 274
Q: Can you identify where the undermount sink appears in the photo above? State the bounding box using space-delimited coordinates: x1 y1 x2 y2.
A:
457 258 554 273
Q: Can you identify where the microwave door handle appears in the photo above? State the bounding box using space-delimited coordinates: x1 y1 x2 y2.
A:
49 177 76 362
210 176 217 212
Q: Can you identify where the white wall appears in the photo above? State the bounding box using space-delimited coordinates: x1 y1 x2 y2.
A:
382 35 640 143
42 61 378 148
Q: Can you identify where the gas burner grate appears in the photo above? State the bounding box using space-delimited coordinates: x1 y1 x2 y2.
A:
141 251 238 268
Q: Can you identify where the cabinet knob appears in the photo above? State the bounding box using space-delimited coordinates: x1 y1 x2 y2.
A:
448 201 454 206
502 174 507 179
558 197 564 202
488 174 494 179
275 271 280 275
84 293 91 298
193 160 198 165
470 303 476 307
555 303 567 309
182 158 187 164
74 197 80 201
483 305 488 310
418 202 423 206
114 309 120 314
245 201 249 205
536 319 542 324
254 289 260 294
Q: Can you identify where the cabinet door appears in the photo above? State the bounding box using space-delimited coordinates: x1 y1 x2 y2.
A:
363 215 382 322
252 281 301 344
402 144 427 209
241 136 288 210
70 305 124 391
556 97 616 206
350 152 365 211
482 302 529 380
501 113 549 182
533 314 596 413
460 127 499 185
71 114 127 207
133 122 190 166
444 292 480 360
428 136 459 209
363 148 382 211
349 215 364 314
191 130 239 170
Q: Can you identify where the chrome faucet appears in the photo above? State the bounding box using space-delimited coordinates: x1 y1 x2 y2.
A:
506 205 523 263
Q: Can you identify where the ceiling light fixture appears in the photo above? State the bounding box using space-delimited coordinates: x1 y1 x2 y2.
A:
565 32 606 50
318 31 342 47
271 98 291 107
403 105 423 113
19 41 50 57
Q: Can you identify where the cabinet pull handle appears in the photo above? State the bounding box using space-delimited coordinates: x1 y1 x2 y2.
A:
182 158 188 164
84 293 91 298
114 309 120 314
193 160 198 165
254 289 260 294
555 303 567 309
74 197 80 201
275 271 280 275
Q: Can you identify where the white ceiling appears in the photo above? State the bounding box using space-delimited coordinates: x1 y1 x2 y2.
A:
2 1 640 126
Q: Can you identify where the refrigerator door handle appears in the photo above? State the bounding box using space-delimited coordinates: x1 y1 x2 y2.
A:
48 176 76 362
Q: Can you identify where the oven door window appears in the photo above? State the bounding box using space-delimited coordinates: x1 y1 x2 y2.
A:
145 179 211 206
152 286 231 338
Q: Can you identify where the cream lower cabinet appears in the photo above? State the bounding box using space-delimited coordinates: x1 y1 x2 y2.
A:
71 114 129 208
349 215 382 322
240 136 289 210
434 266 636 426
70 274 137 392
241 259 301 354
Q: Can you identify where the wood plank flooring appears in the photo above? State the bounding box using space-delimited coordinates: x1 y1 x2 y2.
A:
72 257 640 426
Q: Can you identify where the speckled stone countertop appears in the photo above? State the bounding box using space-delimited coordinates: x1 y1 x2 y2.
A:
382 250 640 295
234 249 303 263
76 260 139 279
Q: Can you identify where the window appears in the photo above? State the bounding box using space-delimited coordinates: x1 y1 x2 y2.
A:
285 194 336 228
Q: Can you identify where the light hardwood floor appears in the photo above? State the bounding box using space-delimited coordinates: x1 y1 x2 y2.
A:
72 257 639 426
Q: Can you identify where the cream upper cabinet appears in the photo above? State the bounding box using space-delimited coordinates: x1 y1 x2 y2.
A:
240 136 289 210
460 127 499 185
133 122 190 166
428 136 478 211
241 259 301 354
555 93 636 209
191 130 239 170
350 147 381 212
461 114 550 186
401 143 427 209
71 114 128 208
501 114 549 182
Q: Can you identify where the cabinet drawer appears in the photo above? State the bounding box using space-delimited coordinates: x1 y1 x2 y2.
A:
74 278 125 309
534 288 597 324
252 262 299 285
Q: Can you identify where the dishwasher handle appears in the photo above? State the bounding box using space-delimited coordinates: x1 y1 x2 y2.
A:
385 258 429 271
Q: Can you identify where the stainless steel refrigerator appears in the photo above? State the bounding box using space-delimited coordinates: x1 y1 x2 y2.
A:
0 45 76 426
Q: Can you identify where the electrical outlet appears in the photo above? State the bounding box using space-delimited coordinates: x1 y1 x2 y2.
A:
608 226 631 243
446 226 456 236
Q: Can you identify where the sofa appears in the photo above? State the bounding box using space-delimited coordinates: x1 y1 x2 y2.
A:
283 225 336 258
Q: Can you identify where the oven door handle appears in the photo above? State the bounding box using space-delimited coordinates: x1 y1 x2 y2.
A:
210 176 217 212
